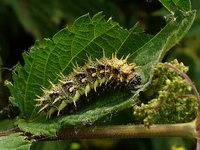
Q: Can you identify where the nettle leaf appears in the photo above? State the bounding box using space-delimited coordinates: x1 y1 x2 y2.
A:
0 133 34 150
8 9 195 137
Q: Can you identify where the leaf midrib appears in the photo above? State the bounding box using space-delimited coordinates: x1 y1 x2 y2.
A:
23 50 38 117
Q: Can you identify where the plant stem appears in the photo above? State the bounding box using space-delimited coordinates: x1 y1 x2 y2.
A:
0 122 196 141
46 122 197 141
0 127 20 137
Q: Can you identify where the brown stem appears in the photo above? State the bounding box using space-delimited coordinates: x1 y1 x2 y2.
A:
0 127 21 137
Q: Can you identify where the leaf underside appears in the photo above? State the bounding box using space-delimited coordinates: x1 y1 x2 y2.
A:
8 9 196 137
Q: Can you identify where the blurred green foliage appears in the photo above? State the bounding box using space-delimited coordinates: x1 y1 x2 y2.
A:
0 0 199 150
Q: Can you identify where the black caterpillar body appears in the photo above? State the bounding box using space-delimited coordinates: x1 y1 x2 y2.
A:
36 54 141 118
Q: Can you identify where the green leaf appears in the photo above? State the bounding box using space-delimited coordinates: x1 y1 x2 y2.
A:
8 12 152 120
159 0 191 12
8 9 195 137
0 133 33 150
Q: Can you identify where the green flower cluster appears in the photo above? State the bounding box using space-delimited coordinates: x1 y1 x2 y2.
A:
134 60 198 127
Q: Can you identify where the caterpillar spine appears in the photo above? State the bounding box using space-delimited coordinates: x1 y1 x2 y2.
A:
36 54 141 118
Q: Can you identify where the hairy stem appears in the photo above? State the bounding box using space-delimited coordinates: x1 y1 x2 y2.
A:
0 122 196 140
36 122 196 141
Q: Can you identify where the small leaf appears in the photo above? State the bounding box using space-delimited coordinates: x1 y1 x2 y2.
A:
0 133 33 150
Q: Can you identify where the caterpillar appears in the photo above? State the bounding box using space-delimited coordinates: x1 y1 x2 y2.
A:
36 53 141 118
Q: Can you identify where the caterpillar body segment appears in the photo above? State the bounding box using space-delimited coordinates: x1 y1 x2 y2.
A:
36 54 141 118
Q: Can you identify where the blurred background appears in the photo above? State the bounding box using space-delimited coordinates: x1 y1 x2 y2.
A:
0 0 199 149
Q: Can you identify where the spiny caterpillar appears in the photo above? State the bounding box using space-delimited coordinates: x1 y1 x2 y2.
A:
36 53 141 118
